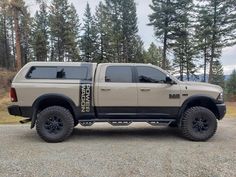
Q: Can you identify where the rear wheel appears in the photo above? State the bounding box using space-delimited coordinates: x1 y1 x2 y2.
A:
181 106 217 141
36 106 74 143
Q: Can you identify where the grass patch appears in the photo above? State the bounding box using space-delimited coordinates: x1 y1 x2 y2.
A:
225 102 236 118
0 95 21 124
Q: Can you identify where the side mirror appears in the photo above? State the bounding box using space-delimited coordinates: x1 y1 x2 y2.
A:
166 76 176 85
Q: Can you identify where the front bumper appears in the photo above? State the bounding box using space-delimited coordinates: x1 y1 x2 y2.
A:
216 103 226 120
8 105 32 118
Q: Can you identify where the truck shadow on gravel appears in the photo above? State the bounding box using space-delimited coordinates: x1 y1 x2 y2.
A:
70 126 183 141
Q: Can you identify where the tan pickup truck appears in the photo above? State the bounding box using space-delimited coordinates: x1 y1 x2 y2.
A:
8 62 226 142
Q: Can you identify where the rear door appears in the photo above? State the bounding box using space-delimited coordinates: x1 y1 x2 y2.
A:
95 64 138 118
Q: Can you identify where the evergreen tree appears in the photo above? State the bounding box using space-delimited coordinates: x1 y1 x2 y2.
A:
226 69 236 96
49 0 80 61
80 3 97 62
104 0 140 63
171 0 196 81
211 60 224 88
120 0 138 62
19 3 33 65
148 0 177 69
94 2 113 62
105 0 123 62
198 0 236 83
132 35 145 63
195 7 212 82
64 4 80 61
32 1 48 61
0 3 12 69
145 42 162 66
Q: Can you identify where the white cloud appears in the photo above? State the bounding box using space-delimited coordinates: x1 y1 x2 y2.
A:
223 65 236 75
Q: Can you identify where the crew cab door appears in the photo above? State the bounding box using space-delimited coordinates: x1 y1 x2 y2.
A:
135 65 180 118
95 64 138 118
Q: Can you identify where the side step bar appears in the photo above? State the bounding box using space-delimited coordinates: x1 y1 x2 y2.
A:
79 119 175 127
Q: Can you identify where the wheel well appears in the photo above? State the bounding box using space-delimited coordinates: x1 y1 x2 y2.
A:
182 98 219 119
36 97 76 120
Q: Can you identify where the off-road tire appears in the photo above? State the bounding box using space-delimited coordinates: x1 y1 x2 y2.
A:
36 106 74 143
181 106 217 141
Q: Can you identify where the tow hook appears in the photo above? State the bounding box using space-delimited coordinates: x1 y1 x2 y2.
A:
19 119 31 124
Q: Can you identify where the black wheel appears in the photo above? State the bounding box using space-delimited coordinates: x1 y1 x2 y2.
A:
36 106 74 143
181 106 217 141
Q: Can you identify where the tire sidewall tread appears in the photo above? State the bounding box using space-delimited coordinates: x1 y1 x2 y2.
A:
181 106 217 141
36 106 74 143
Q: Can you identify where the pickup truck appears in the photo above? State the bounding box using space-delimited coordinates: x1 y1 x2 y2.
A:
8 62 226 142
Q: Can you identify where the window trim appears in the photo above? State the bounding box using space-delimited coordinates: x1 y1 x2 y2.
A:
134 66 167 84
25 66 89 80
105 66 135 83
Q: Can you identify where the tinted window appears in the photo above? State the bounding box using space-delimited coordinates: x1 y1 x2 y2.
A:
26 67 57 79
137 66 166 83
57 67 88 80
105 66 132 83
26 66 88 80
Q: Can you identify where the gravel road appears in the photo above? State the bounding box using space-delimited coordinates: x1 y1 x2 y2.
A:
0 119 236 177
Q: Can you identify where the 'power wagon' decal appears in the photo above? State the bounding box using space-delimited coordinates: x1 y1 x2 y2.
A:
80 84 92 113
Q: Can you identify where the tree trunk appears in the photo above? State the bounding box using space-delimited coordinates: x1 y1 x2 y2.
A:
203 45 207 82
13 9 22 71
209 0 217 83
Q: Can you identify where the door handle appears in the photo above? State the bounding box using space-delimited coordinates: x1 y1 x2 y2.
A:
101 88 111 91
140 88 151 91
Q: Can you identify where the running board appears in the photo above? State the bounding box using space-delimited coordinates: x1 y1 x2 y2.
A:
109 121 132 126
78 119 175 127
148 120 173 126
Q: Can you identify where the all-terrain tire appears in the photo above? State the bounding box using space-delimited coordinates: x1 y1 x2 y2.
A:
36 106 74 143
181 106 217 141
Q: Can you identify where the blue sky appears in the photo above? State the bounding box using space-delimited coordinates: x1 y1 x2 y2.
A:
26 0 236 74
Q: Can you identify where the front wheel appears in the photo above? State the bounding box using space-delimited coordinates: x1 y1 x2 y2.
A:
181 106 217 141
36 106 74 143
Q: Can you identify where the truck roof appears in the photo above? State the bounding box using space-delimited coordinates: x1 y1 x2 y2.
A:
24 62 97 67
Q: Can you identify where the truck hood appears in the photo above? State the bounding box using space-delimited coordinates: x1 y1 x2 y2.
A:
181 81 223 92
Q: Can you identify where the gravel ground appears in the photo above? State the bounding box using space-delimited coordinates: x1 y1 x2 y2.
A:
0 119 236 177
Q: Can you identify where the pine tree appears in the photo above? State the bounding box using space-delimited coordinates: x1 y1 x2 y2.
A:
211 60 224 88
195 7 212 82
64 4 80 61
148 0 177 69
19 3 32 65
132 35 145 63
145 42 162 66
0 3 12 69
226 69 236 97
105 0 123 62
80 3 97 62
198 0 236 83
32 1 48 61
49 0 80 61
104 0 140 63
171 0 196 81
94 2 114 63
120 0 138 62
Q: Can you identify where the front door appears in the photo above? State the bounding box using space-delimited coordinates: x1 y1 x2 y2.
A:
96 65 138 118
136 65 180 118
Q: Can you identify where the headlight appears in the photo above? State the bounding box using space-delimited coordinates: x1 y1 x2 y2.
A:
217 92 224 102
